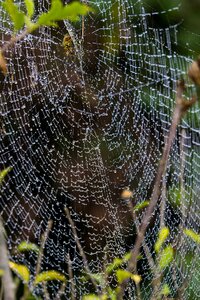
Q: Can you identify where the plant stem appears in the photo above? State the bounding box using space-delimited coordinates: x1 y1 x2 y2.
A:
117 80 196 299
64 207 100 293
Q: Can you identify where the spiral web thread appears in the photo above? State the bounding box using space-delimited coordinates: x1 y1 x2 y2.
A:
0 0 199 299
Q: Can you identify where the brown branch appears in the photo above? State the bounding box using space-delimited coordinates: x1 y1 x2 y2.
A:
35 220 53 277
0 217 15 300
66 253 75 300
117 80 196 299
64 207 100 293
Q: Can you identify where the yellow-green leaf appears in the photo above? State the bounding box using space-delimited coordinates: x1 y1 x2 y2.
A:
184 229 200 244
155 227 170 253
9 261 30 283
34 270 66 285
2 0 25 31
131 274 142 284
83 295 101 300
159 245 174 270
0 269 4 276
160 283 170 296
0 167 12 184
134 200 149 212
18 241 39 253
116 269 141 284
37 0 93 27
24 0 34 18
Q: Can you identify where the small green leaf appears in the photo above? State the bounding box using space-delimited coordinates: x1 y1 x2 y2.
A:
0 269 4 276
134 200 149 212
18 241 39 253
116 269 141 284
82 295 101 300
155 227 170 253
24 0 34 18
106 258 123 274
2 0 25 31
89 273 105 285
159 245 174 270
37 0 93 27
34 270 66 285
9 261 30 283
184 229 200 244
160 283 170 296
0 167 12 184
106 252 132 274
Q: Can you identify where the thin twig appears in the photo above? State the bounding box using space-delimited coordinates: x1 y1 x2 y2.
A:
35 220 53 277
66 253 75 300
0 217 15 300
64 207 99 293
1 28 30 55
117 81 196 299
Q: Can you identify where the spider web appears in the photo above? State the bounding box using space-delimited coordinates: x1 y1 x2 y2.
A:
0 0 200 299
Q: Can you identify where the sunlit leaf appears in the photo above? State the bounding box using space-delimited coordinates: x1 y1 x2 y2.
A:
2 0 25 31
159 245 174 269
37 0 93 27
0 167 12 184
9 261 30 283
106 251 132 273
34 270 66 285
24 0 35 18
82 295 101 300
116 269 141 284
155 227 170 253
184 228 200 244
160 283 170 296
18 241 39 253
89 273 105 285
134 200 149 212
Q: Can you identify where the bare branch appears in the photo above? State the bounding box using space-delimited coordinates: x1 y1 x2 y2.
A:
64 207 99 292
117 81 196 299
35 220 53 277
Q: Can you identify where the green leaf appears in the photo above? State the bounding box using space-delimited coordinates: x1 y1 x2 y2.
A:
154 227 170 253
24 0 35 18
0 167 12 184
159 245 174 270
116 269 141 284
34 270 66 285
134 200 149 212
17 241 39 254
106 251 132 274
2 0 25 31
0 269 4 276
82 295 101 300
37 0 93 27
160 283 170 296
9 261 30 283
184 228 200 244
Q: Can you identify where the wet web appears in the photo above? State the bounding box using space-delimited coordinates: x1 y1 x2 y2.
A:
0 0 200 299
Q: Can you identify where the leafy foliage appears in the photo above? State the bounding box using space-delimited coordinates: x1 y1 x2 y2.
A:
9 261 30 283
18 241 39 254
0 167 12 184
184 228 200 244
34 270 66 285
2 0 93 33
154 227 170 253
2 0 25 31
158 245 174 270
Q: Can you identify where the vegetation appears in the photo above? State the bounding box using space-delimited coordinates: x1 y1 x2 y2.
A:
0 0 200 299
